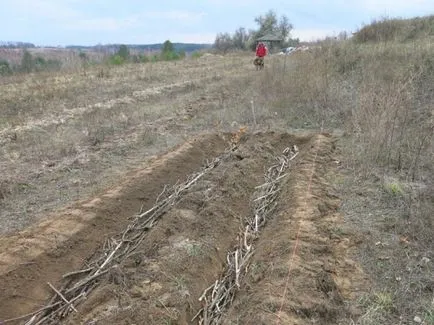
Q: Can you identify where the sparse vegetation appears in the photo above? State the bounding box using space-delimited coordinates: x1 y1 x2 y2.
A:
0 12 432 325
383 180 404 196
373 291 395 311
190 51 204 59
260 31 433 181
105 40 186 65
0 59 12 75
0 41 210 76
354 15 434 43
425 308 434 325
248 15 433 324
186 242 203 257
0 48 63 74
109 54 125 65
20 49 34 72
160 40 185 61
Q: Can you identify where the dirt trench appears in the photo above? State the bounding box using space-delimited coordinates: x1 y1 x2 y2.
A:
0 132 369 325
56 132 309 325
0 133 227 322
222 134 369 324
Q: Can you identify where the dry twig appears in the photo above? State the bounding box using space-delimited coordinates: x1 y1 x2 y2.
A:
193 145 299 325
8 145 238 325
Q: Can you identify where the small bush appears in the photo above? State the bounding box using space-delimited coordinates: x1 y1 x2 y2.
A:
117 44 129 60
383 181 404 196
20 49 34 73
160 50 184 61
160 39 184 61
140 55 150 63
374 292 394 311
130 54 150 63
0 59 12 75
191 51 203 59
33 56 62 72
109 55 125 65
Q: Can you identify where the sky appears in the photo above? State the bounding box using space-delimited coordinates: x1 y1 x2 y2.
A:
0 0 433 46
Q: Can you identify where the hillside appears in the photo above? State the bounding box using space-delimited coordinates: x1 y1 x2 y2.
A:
353 14 434 42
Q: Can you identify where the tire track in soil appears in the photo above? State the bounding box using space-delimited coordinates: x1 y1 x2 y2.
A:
0 134 227 323
54 132 312 325
222 134 369 325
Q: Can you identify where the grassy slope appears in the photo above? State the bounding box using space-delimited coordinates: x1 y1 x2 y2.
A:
353 15 434 43
259 15 433 324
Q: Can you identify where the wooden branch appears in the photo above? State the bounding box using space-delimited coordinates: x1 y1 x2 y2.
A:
10 145 238 325
62 267 93 279
193 146 299 324
47 282 78 313
2 302 61 324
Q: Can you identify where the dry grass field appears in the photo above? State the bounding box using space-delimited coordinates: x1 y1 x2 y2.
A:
0 19 433 324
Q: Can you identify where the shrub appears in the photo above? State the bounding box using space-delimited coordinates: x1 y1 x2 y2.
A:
109 55 125 65
384 181 404 196
0 59 12 75
33 56 62 72
160 40 184 61
117 44 129 60
130 54 150 63
161 51 181 61
140 55 150 63
260 35 433 179
191 51 203 59
20 49 34 73
162 40 174 54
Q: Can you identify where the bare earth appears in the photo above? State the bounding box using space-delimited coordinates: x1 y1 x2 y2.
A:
1 54 371 324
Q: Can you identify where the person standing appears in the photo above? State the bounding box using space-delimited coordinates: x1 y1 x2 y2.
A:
254 42 268 70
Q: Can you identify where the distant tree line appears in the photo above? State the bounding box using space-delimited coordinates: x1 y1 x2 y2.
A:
0 40 202 76
0 41 36 48
105 40 187 65
214 10 299 53
0 40 210 76
67 43 211 53
0 49 62 76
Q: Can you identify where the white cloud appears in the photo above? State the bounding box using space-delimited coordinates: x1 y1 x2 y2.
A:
168 32 216 43
292 28 341 42
7 0 208 33
10 0 81 21
141 10 207 21
132 32 216 44
64 10 207 32
360 0 434 14
65 17 140 31
207 0 259 5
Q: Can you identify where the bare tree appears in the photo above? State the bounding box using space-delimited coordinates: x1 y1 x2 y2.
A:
214 33 233 53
